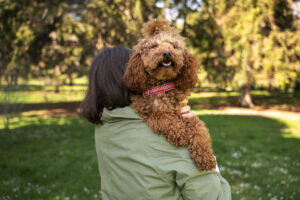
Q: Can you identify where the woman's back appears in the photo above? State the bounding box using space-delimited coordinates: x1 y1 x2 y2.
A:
95 106 230 200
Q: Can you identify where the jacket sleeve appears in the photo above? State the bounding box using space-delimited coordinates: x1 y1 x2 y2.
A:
216 167 232 200
174 160 231 200
146 128 231 200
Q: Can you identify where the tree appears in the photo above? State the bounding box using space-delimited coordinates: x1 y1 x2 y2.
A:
0 0 163 87
211 0 300 106
158 0 236 89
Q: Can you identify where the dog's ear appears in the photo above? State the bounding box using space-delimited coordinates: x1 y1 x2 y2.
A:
143 18 174 37
124 51 147 93
175 49 199 90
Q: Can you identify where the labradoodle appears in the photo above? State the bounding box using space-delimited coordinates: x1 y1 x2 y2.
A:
124 19 216 171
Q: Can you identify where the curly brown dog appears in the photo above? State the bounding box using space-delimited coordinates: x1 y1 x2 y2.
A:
124 19 216 171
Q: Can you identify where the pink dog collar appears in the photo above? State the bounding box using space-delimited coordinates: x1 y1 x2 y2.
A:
143 82 175 97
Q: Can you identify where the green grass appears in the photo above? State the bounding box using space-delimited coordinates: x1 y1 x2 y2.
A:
196 110 300 200
189 91 300 109
0 85 87 104
0 116 99 200
1 112 299 199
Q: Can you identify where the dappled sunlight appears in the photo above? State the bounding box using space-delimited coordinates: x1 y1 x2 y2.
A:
190 90 272 98
282 130 300 139
0 90 85 104
282 120 300 139
190 91 240 98
0 112 82 130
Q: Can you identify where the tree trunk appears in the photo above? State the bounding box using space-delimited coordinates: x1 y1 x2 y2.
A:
4 116 9 130
294 72 300 91
238 83 254 108
181 0 188 37
54 65 61 93
268 67 275 91
54 84 60 93
238 45 254 108
68 73 73 86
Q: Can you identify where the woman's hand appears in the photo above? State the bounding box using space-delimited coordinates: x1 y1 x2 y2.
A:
181 104 194 118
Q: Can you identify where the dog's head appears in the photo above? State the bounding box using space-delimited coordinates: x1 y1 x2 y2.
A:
124 19 198 93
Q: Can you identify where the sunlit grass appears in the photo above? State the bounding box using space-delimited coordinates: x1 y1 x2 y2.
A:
17 76 88 86
281 120 300 139
0 87 86 104
0 78 88 104
0 114 75 130
190 90 272 98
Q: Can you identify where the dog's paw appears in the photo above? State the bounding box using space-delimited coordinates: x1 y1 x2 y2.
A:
194 154 217 171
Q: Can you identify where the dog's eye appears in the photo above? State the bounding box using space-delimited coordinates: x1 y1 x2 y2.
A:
172 44 177 49
152 45 158 49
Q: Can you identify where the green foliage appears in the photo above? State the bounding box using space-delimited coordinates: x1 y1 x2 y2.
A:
0 0 299 94
162 0 299 94
208 0 300 91
0 0 162 85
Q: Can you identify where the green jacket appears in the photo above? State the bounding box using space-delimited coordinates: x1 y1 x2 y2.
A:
95 106 231 200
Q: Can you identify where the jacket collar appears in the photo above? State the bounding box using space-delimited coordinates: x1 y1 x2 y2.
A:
101 106 141 123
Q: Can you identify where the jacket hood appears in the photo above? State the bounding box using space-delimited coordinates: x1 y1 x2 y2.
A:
101 106 142 123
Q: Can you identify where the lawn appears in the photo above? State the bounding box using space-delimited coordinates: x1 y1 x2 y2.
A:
189 90 300 110
0 111 299 200
0 116 99 200
0 85 87 104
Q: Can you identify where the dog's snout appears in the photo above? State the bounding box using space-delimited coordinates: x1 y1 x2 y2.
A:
163 51 171 60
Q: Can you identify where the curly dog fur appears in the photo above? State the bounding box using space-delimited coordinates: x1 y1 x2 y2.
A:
124 19 216 170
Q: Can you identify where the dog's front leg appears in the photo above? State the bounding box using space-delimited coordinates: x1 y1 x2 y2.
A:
184 116 216 171
147 112 188 147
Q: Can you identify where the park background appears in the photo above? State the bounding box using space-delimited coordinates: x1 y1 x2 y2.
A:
0 0 300 199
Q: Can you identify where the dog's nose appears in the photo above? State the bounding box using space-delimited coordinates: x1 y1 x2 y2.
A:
163 51 171 60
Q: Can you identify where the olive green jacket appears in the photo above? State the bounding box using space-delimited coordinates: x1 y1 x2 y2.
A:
95 106 231 200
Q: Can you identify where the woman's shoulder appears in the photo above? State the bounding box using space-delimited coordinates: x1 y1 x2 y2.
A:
100 106 141 122
95 106 189 156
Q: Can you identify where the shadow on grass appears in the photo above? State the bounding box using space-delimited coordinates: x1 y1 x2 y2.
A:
0 114 299 199
189 92 300 110
0 84 88 92
189 96 239 108
0 101 81 115
0 85 43 92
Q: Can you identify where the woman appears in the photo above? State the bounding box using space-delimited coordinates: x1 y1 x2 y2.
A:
81 47 231 200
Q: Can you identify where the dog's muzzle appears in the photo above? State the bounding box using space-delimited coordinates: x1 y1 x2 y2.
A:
162 51 172 67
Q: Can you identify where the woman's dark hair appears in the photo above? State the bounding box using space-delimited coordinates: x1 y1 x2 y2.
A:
81 47 133 124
